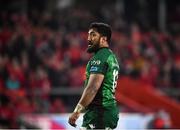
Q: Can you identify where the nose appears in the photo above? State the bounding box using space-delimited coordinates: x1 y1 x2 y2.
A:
87 35 91 41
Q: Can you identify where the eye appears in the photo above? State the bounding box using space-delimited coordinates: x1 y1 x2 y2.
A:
92 33 96 37
88 31 98 38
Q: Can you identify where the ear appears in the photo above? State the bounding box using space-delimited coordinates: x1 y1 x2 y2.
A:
100 36 107 44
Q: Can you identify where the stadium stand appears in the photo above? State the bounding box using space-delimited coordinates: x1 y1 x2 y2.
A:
0 0 179 128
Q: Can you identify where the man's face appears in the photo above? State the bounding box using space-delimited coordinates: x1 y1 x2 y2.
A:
87 28 101 53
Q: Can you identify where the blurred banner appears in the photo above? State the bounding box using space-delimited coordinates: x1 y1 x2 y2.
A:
21 113 153 130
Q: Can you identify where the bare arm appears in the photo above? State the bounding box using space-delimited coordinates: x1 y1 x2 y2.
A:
78 73 104 107
68 73 104 127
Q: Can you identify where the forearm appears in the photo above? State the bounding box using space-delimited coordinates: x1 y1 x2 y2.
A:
73 86 98 113
79 85 98 107
73 74 104 113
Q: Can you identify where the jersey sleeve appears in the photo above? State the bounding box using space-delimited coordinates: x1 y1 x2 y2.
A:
89 56 108 75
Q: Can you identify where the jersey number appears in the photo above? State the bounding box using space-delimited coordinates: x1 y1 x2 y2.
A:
112 69 118 93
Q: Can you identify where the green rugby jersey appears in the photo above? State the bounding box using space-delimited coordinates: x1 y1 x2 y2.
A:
85 47 119 108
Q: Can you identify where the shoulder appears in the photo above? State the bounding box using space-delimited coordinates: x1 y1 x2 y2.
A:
94 48 112 61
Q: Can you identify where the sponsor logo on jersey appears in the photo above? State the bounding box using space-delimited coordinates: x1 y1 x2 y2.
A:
91 60 101 65
90 66 98 72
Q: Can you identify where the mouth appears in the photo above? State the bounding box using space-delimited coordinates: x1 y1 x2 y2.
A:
88 45 92 47
88 41 93 47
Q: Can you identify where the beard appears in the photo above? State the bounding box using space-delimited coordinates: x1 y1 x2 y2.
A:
87 40 100 53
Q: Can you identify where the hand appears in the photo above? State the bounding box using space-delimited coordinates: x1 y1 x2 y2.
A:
68 112 80 127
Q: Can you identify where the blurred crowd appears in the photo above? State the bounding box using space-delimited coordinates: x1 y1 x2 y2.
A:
0 0 180 128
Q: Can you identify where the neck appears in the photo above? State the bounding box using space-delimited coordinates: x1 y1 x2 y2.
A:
100 42 109 48
96 45 109 53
